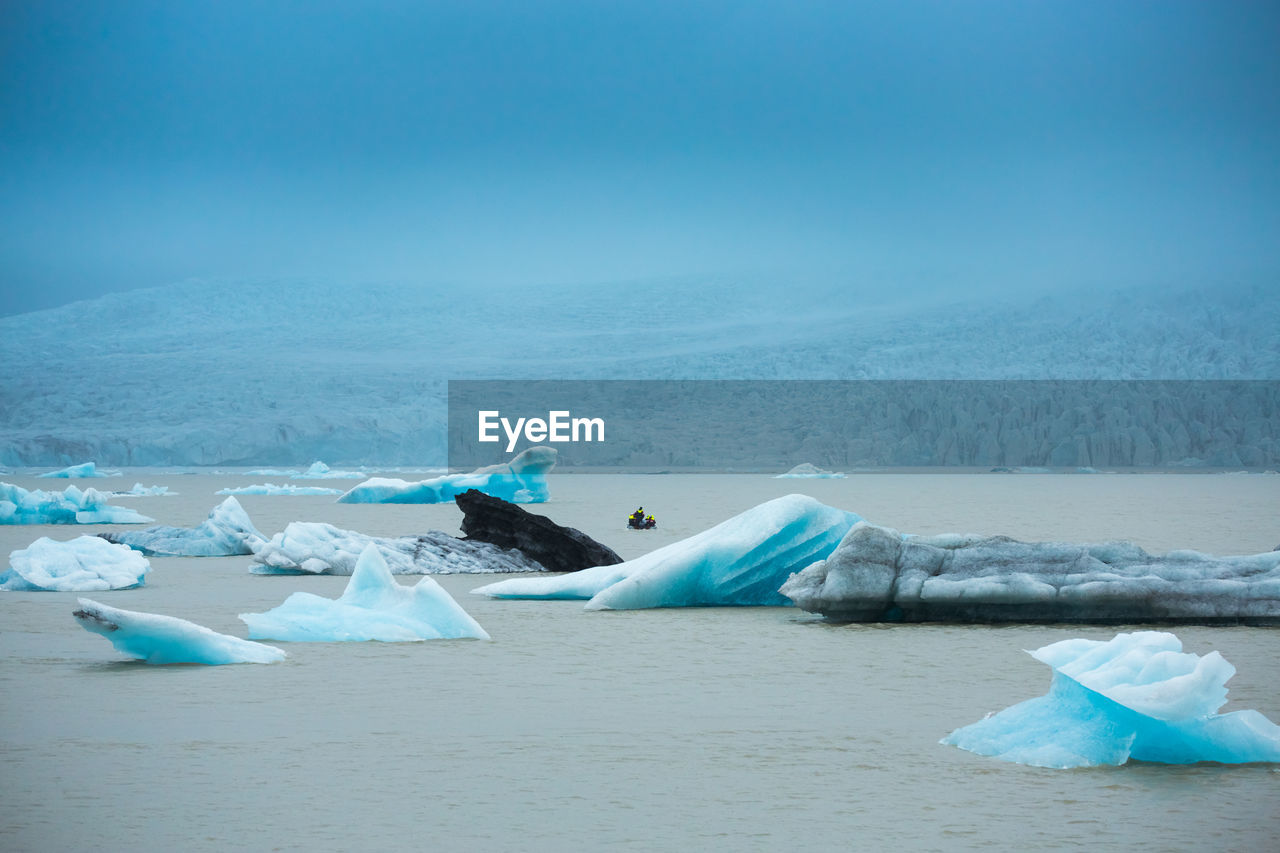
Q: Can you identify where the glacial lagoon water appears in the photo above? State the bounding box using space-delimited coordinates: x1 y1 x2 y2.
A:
2 471 1278 851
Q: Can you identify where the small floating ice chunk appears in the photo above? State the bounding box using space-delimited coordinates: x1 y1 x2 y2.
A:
293 461 365 479
241 545 490 642
100 497 265 556
339 447 556 504
73 598 286 664
941 631 1280 767
38 462 119 478
474 494 861 609
216 483 344 496
113 483 172 496
0 482 154 525
775 463 846 479
2 536 150 591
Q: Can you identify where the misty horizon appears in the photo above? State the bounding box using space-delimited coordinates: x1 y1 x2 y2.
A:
3 1 1278 316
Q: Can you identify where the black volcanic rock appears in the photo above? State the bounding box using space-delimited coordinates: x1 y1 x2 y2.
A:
455 489 622 573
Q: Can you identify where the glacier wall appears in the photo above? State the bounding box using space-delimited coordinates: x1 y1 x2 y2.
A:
1 279 1276 467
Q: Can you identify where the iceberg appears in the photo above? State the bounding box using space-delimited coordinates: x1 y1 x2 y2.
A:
293 461 365 479
216 483 344 496
240 545 490 642
455 489 623 573
250 521 543 575
2 536 150 591
339 447 556 504
73 598 286 665
99 497 266 557
941 631 1280 767
775 463 846 479
112 483 172 496
780 522 1280 624
474 494 861 609
0 482 154 525
38 462 119 478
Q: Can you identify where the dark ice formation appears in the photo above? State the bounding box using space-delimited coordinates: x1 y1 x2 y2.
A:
455 489 622 573
780 522 1280 625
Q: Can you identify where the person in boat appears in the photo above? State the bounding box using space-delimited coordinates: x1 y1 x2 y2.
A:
629 507 645 528
645 514 656 529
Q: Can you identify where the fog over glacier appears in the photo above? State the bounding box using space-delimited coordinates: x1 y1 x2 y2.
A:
1 279 1276 467
4 4 1278 467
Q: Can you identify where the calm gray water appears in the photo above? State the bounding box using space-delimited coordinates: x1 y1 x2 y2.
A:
2 472 1278 852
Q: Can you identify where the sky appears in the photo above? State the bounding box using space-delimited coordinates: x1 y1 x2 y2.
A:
2 0 1278 316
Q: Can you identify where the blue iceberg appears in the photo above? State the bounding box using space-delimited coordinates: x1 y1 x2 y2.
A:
473 494 861 609
339 447 556 504
216 483 344 496
100 497 266 556
2 536 150 591
240 545 490 642
0 483 154 525
38 462 119 478
73 598 286 665
941 631 1280 767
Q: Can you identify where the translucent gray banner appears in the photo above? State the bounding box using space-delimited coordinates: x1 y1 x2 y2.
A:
447 380 1280 471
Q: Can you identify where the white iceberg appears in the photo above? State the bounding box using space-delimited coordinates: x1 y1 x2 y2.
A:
0 482 154 525
780 522 1280 624
112 483 172 496
775 463 846 479
38 462 119 478
339 447 556 504
250 521 543 575
2 536 150 591
293 461 365 479
941 631 1280 767
474 494 861 609
73 598 285 665
99 497 266 557
216 483 344 496
241 545 490 642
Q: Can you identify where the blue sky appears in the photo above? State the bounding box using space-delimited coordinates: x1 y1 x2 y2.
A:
2 0 1278 315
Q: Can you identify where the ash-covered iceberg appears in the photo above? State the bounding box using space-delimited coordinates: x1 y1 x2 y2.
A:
240 545 490 642
250 521 543 575
474 494 861 609
99 497 266 557
941 631 1280 767
780 522 1280 624
775 463 846 479
455 489 622 573
2 536 150 591
216 483 344 496
0 483 154 525
339 447 556 504
73 598 286 665
38 462 119 478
